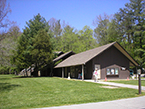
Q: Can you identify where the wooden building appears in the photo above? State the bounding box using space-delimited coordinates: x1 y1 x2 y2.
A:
54 42 138 80
53 51 75 77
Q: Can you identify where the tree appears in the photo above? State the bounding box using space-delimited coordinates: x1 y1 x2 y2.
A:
112 0 145 70
0 24 21 74
0 25 21 66
48 18 62 37
78 25 97 52
31 29 53 73
53 25 97 53
48 18 62 51
12 14 53 76
131 0 145 70
93 13 111 45
58 25 79 53
0 0 11 29
113 1 136 55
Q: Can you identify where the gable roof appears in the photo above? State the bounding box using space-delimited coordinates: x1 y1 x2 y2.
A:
55 42 138 68
53 51 75 62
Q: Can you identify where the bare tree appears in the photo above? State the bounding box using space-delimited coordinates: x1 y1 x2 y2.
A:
0 0 11 28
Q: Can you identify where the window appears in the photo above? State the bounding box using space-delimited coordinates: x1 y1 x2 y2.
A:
111 68 115 75
106 68 119 75
115 68 119 75
107 69 110 75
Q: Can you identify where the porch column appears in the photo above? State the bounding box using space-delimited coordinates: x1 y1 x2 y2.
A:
82 64 84 81
62 67 64 78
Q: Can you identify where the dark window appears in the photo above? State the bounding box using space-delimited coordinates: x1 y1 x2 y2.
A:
106 68 119 75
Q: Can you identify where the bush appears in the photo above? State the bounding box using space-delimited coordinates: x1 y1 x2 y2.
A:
0 66 10 74
9 67 17 74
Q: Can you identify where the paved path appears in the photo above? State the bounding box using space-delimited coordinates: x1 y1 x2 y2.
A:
84 80 145 91
37 96 145 109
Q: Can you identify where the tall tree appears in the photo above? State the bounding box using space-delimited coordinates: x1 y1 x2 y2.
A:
48 18 62 51
12 14 53 75
93 13 111 45
111 0 145 70
58 25 79 53
131 0 145 70
0 25 21 74
31 29 53 73
48 18 62 37
113 1 136 55
78 25 97 51
54 25 97 53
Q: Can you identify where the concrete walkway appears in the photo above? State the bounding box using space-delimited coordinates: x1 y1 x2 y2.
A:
37 96 145 109
84 80 145 91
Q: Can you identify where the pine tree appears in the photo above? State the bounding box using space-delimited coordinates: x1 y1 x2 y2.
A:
12 14 53 75
132 0 145 70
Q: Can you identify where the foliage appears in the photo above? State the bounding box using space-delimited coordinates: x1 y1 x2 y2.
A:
53 24 97 53
131 0 145 69
111 0 145 64
31 29 53 71
93 0 145 69
78 25 97 51
0 25 21 74
93 13 111 45
11 14 53 75
0 66 10 74
0 75 143 109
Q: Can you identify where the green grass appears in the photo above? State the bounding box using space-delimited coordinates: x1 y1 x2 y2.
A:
0 75 144 109
108 80 145 86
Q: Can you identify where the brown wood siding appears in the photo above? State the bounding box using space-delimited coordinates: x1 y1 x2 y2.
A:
85 60 93 79
92 46 130 79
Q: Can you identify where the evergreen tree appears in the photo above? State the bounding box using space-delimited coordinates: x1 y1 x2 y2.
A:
12 14 53 75
132 0 145 70
31 29 53 74
112 0 145 70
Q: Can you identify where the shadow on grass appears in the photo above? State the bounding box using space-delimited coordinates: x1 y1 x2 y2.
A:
13 76 50 79
0 78 12 80
0 83 21 92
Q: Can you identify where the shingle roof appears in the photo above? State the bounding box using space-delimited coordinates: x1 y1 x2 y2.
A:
55 42 117 68
53 51 75 62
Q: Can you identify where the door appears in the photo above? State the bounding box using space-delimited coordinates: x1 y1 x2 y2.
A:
95 64 101 79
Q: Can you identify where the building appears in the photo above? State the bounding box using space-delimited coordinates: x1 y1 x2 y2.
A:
53 51 75 77
54 42 138 80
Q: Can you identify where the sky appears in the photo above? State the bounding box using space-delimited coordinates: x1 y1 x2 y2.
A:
7 0 130 32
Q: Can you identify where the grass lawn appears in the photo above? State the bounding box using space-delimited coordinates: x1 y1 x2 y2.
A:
108 80 145 86
0 75 145 109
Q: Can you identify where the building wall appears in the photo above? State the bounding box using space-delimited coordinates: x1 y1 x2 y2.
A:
91 46 130 79
85 60 93 79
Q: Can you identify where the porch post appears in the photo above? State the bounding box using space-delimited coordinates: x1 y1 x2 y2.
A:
62 67 64 78
82 64 84 81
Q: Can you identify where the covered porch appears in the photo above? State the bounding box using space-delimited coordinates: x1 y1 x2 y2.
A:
61 64 85 80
